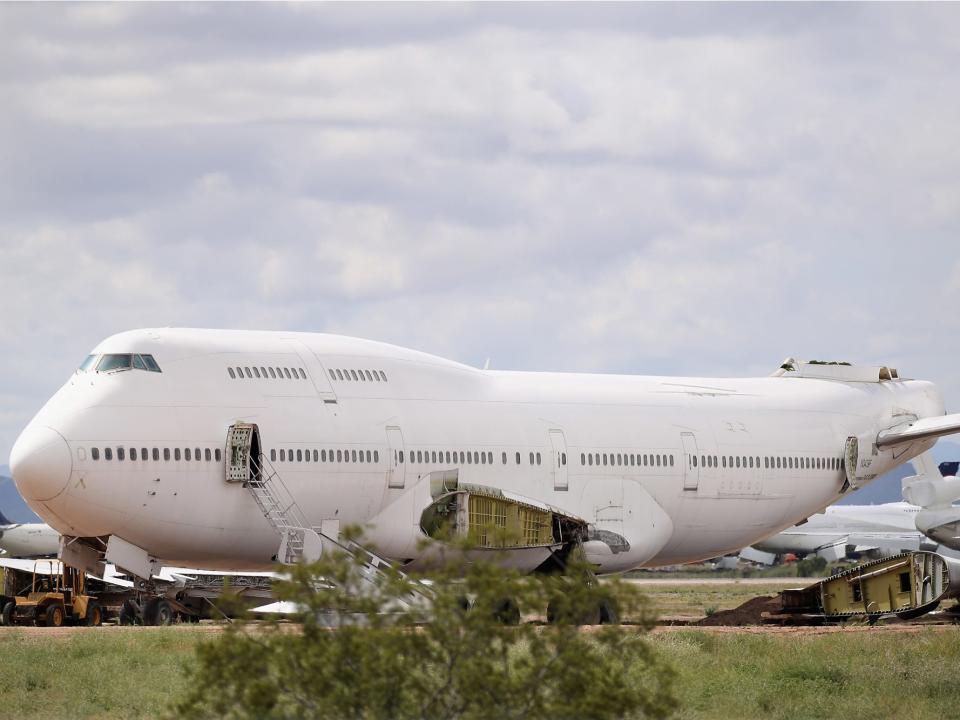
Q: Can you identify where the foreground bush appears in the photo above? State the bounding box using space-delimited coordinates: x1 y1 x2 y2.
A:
173 540 676 720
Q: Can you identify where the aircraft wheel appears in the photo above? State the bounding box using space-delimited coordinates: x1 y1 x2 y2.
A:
119 600 138 626
547 597 603 625
491 598 520 626
143 598 173 626
599 598 619 625
85 602 103 627
1 601 14 626
46 603 65 628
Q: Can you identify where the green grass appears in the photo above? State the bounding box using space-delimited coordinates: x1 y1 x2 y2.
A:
0 629 198 719
653 629 960 720
2 625 960 719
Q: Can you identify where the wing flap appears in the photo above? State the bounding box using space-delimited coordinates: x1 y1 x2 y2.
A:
876 413 960 448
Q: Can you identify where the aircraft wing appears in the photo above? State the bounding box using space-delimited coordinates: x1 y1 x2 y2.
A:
877 413 960 448
845 532 923 554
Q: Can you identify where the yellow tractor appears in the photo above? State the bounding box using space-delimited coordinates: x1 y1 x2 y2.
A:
0 561 102 627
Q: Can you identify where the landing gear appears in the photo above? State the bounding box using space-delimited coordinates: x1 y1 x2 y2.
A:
143 597 174 626
119 599 138 625
1 601 14 626
491 598 521 626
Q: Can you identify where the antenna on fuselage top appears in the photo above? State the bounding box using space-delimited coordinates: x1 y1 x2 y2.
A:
483 358 491 370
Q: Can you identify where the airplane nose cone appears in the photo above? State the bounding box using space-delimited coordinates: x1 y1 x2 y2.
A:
10 426 73 502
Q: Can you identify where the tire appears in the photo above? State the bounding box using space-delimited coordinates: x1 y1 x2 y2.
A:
46 603 65 628
85 602 103 627
1 601 14 627
144 598 174 626
599 598 619 625
492 598 520 626
119 600 137 626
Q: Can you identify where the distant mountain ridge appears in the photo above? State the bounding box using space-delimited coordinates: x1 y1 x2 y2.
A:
0 474 42 523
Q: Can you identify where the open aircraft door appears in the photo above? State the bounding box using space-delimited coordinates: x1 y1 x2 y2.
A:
681 432 699 491
386 426 406 489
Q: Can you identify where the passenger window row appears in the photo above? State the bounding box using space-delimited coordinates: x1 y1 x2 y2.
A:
687 454 843 471
90 446 222 462
329 368 388 383
581 452 674 468
270 448 380 464
228 366 306 380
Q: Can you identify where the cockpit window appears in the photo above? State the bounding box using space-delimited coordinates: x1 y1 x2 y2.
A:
98 354 133 372
95 353 162 373
78 354 99 372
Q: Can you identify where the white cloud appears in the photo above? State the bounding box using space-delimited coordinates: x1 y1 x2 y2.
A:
1 4 959 461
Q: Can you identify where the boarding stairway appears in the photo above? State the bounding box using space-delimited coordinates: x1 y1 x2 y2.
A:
225 424 408 593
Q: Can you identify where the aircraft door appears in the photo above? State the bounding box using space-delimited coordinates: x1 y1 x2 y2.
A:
226 422 261 484
283 339 338 403
386 425 406 489
681 432 699 491
549 429 568 491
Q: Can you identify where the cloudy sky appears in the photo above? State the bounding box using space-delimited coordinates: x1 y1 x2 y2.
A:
1 3 959 463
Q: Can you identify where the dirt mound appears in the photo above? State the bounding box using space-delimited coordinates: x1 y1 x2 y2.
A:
696 595 783 626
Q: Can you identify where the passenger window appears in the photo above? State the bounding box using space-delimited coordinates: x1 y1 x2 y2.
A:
280 449 286 461
259 366 267 378
131 448 138 461
280 368 289 379
228 367 236 379
244 367 252 378
351 450 357 462
271 449 277 462
215 449 221 462
163 448 170 461
366 450 371 462
561 452 566 466
105 447 113 460
174 448 181 461
348 370 357 381
655 455 661 467
117 447 125 461
465 452 471 465
298 369 306 379
295 449 301 461
185 448 191 461
630 454 635 466
204 448 211 462
588 453 593 466
359 451 365 464
357 370 365 382
515 452 520 465
92 447 100 460
399 450 404 463
329 369 336 380
336 369 344 380
601 454 607 466
458 451 464 464
379 371 388 381
236 367 244 378
374 450 379 462
480 453 486 465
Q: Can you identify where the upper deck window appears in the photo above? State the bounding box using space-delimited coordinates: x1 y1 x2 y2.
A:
95 353 162 373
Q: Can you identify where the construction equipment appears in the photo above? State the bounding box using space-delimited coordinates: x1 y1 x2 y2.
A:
0 560 102 627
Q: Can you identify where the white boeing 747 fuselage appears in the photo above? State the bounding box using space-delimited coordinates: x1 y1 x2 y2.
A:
10 329 956 577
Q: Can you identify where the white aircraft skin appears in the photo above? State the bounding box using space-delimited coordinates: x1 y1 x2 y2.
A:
0 520 60 558
8 329 956 576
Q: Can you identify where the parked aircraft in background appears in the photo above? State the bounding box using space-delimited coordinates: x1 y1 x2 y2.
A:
0 508 59 558
745 460 960 563
10 330 960 594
